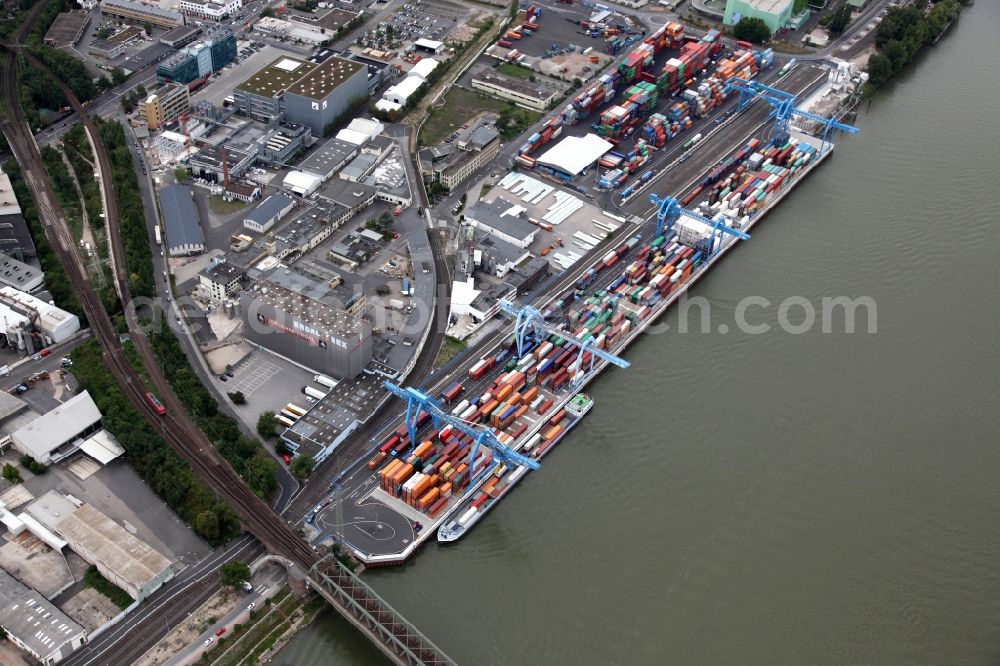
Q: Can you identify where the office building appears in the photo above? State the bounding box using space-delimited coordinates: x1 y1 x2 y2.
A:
198 259 243 302
420 121 500 190
470 65 561 112
179 0 242 20
139 83 191 130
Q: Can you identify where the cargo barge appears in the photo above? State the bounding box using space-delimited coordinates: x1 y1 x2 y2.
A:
438 394 593 542
337 129 835 564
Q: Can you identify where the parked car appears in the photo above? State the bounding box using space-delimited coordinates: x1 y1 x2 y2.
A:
215 627 227 637
247 602 256 611
40 349 51 357
203 638 213 647
282 454 291 465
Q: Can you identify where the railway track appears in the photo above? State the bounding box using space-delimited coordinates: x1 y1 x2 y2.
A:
1 12 449 663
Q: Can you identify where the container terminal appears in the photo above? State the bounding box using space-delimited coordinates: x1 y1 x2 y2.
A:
305 56 860 565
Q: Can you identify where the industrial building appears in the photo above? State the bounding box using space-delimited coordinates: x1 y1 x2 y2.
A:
0 254 43 292
139 83 191 130
0 170 34 260
534 133 615 181
234 55 367 135
462 228 531 279
252 17 329 46
88 38 126 60
723 0 793 34
100 0 185 28
188 144 254 183
322 179 377 217
0 286 81 345
240 281 372 379
413 38 445 54
0 570 86 666
419 121 500 190
297 137 358 181
408 58 439 81
256 261 367 319
158 185 205 256
264 203 349 259
10 391 102 466
470 66 561 112
461 199 538 249
244 193 295 233
199 259 243 302
26 491 176 602
339 153 378 182
179 0 242 20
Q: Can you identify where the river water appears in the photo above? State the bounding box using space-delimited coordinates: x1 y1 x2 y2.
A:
278 6 999 664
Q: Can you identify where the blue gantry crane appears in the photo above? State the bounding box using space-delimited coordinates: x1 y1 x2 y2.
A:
383 382 540 485
649 193 750 257
724 77 859 151
498 300 630 386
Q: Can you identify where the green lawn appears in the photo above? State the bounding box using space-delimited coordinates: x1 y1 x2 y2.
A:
434 336 468 369
209 195 248 215
496 62 534 80
419 87 541 146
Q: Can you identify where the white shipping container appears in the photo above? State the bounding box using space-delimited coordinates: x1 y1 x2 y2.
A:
522 433 542 452
451 400 469 416
458 507 478 526
461 405 478 420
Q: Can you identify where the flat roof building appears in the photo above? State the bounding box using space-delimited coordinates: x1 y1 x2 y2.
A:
0 570 85 666
420 119 500 191
283 170 323 197
723 0 793 34
298 138 358 181
240 281 372 379
0 254 43 292
199 259 243 302
10 391 101 466
339 152 379 182
470 65 561 112
158 185 205 256
43 11 90 47
463 199 538 249
26 491 176 602
88 38 126 60
160 24 201 48
413 38 445 54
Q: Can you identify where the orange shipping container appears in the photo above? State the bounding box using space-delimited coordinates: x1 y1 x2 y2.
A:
380 458 402 480
514 404 528 419
482 477 499 494
495 384 514 402
522 386 539 403
440 482 452 497
419 486 440 507
542 425 562 441
413 441 433 459
507 392 523 407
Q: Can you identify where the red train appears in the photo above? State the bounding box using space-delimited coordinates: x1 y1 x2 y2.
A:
145 391 166 415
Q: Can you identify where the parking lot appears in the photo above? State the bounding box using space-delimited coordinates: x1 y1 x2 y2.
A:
384 0 469 43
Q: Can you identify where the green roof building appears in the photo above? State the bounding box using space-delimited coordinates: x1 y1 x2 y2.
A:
724 0 794 35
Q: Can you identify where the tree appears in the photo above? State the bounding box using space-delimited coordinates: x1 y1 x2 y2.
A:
291 454 315 479
228 391 246 404
111 68 128 86
220 561 251 588
865 53 893 88
143 22 153 35
827 4 853 37
1 464 20 484
257 411 279 439
195 511 219 542
733 17 771 44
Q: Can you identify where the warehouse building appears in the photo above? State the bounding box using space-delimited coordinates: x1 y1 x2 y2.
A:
297 137 358 181
382 75 423 107
339 152 378 182
283 56 367 136
462 199 538 249
26 491 175 602
234 55 367 136
283 171 323 197
413 38 445 54
0 570 85 666
100 0 185 28
10 391 102 466
470 66 561 112
244 193 295 233
43 10 90 47
187 145 254 183
322 179 377 217
534 133 614 181
158 185 205 256
723 0 793 34
408 57 439 81
240 281 372 379
0 286 81 345
139 82 191 130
